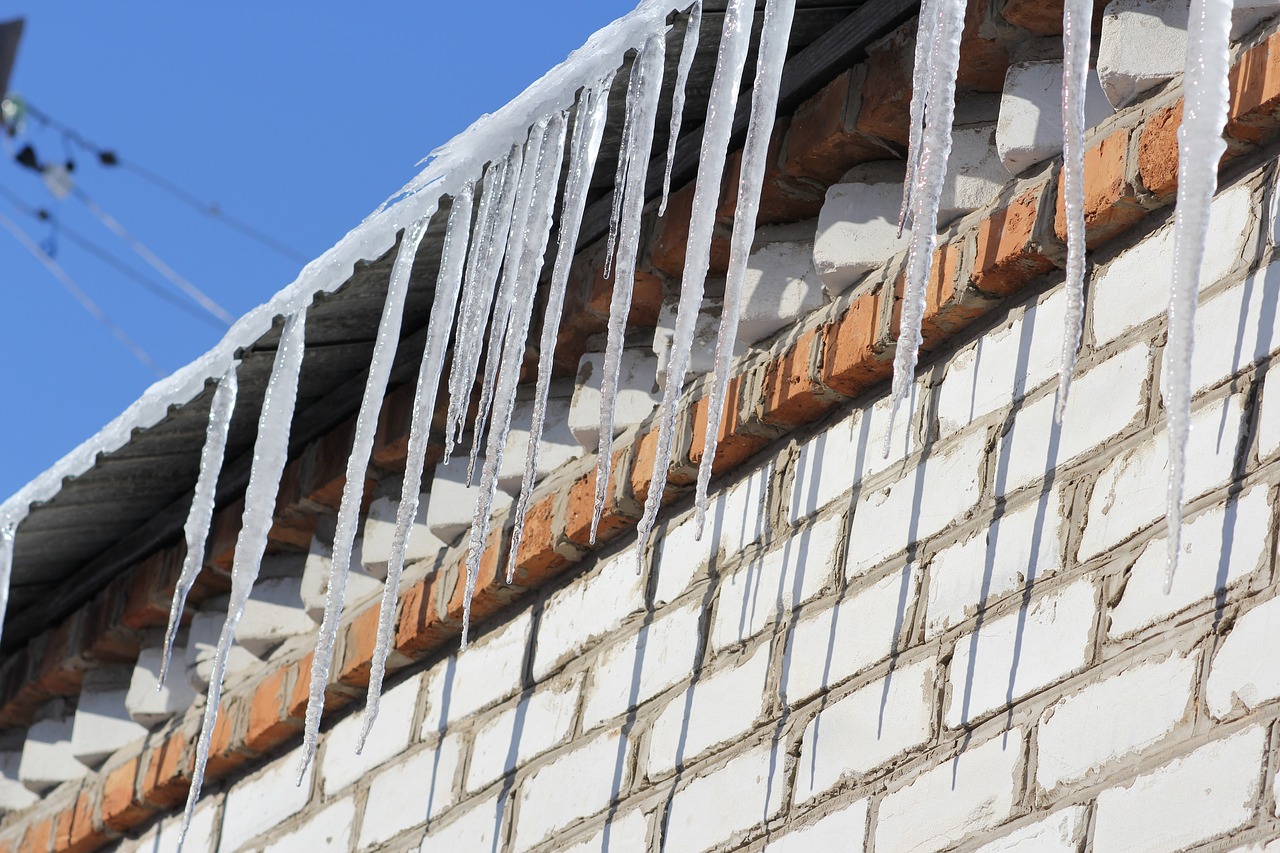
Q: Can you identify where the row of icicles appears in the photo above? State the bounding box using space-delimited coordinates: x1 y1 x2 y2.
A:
0 0 1232 846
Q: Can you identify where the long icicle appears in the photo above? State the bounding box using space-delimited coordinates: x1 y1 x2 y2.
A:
508 74 615 582
594 31 668 542
660 1 703 216
1055 0 1094 421
0 515 16 644
884 0 967 453
636 0 758 570
695 0 797 536
463 111 569 648
1164 0 1232 591
604 54 641 281
159 364 239 686
899 0 941 235
176 308 307 851
357 181 476 751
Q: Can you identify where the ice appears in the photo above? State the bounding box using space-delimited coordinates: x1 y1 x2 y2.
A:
695 0 797 535
358 182 475 751
508 74 615 581
1056 0 1095 422
0 516 14 644
661 2 703 216
900 0 941 234
604 58 639 281
636 0 758 569
160 364 239 686
1164 0 1233 589
595 30 668 541
177 308 307 850
298 211 437 780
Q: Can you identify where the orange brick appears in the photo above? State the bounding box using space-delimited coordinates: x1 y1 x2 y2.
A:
205 695 253 778
583 267 665 329
287 650 354 721
336 604 393 689
245 665 299 753
1138 102 1182 199
629 424 694 513
32 615 87 696
689 377 772 476
446 531 523 624
18 817 51 853
395 576 453 659
123 548 183 630
101 756 153 833
1229 32 1280 145
957 0 1011 92
784 71 894 185
1054 127 1146 248
57 789 110 853
760 328 843 427
510 495 575 589
139 732 190 809
300 417 375 511
971 190 1057 298
856 22 914 146
562 452 636 548
650 181 732 278
718 120 824 225
821 289 890 397
1001 0 1108 34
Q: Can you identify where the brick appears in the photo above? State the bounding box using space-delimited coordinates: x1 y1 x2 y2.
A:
716 460 774 560
973 807 1089 853
856 22 914 146
360 494 448 574
915 241 986 346
650 181 731 278
70 665 148 767
394 575 452 659
653 508 717 607
762 800 870 853
425 456 513 543
509 495 574 590
1207 594 1280 719
783 68 893 185
1002 0 1108 34
123 550 182 630
1260 363 1280 459
813 164 911 295
1053 127 1145 248
335 603 384 689
1097 0 1189 106
126 642 196 728
821 289 890 397
1138 102 1182 199
300 416 364 511
760 327 843 428
244 664 298 753
139 731 190 809
0 744 36 813
219 744 315 853
562 451 636 549
560 810 649 853
371 382 415 471
688 379 771 478
18 817 51 853
662 743 786 853
421 611 531 731
717 120 825 226
264 797 355 853
1228 32 1280 145
357 738 461 849
937 126 1009 225
629 425 692 512
971 189 1057 298
286 650 354 723
206 498 243 571
568 349 660 454
416 791 506 851
512 730 629 853
19 703 89 793
101 755 153 832
446 530 521 626
204 693 252 779
957 0 1011 92
467 673 582 791
32 616 87 697
321 672 420 795
1191 261 1280 399
998 62 1114 176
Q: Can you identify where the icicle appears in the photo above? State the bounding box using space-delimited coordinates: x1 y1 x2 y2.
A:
595 31 668 542
297 210 436 781
508 74 615 582
636 0 758 569
1055 0 1094 422
604 57 640 280
884 0 967 455
0 516 15 644
660 1 703 216
159 364 239 686
899 0 941 235
177 308 307 852
1164 0 1232 592
462 111 569 648
695 0 796 536
358 182 476 752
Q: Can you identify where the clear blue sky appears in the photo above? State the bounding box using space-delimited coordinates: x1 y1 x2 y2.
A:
0 1 639 501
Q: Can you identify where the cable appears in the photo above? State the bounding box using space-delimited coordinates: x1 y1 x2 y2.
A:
0 208 164 378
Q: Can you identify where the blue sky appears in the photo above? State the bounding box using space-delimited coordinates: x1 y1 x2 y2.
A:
0 1 639 500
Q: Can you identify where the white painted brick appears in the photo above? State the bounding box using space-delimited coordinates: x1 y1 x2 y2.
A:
1187 258 1279 398
499 394 583 494
793 658 935 803
1080 391 1244 561
717 461 774 561
655 509 718 607
582 603 702 731
184 604 258 691
972 807 1088 853
559 810 649 853
321 672 420 795
762 799 870 853
813 163 909 294
945 579 1095 728
995 343 1148 496
422 611 531 733
512 730 629 853
264 797 355 853
653 298 745 390
712 515 843 651
781 566 917 704
361 495 447 574
415 791 505 852
425 455 513 542
126 642 196 727
467 673 583 791
738 240 825 345
875 730 1024 853
662 742 786 853
1110 485 1271 637
1228 842 1280 853
300 535 381 623
1093 725 1267 853
569 349 660 453
1207 594 1280 719
533 546 646 680
1259 364 1280 460
0 743 36 812
219 744 314 852
647 643 770 777
1097 0 1188 109
18 701 88 793
236 575 317 658
846 428 986 580
937 125 1007 226
1036 649 1198 793
122 797 220 853
937 290 1066 438
70 666 147 768
998 62 1112 175
358 737 462 850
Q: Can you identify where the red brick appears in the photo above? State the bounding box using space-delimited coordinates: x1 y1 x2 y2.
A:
395 576 453 659
1001 0 1108 34
971 189 1057 297
562 451 636 548
897 242 985 347
245 665 299 752
337 604 407 690
32 615 87 697
957 0 1011 92
446 531 523 624
205 694 253 778
856 23 915 147
650 181 732 278
371 382 416 472
101 756 154 833
123 549 181 630
287 651 354 721
629 422 695 513
18 817 51 853
269 458 316 553
1139 102 1182 199
821 289 891 396
1228 32 1280 145
57 788 111 853
139 731 190 809
79 579 141 665
688 376 772 476
784 70 895 185
760 327 843 427
300 417 375 512
1054 127 1146 248
510 496 575 589
718 119 824 226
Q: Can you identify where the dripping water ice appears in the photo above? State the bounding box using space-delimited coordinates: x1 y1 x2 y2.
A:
661 2 703 216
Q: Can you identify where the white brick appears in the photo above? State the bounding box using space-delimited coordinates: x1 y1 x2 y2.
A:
1259 364 1280 460
569 349 660 453
1036 650 1198 793
1093 725 1266 853
512 730 629 853
972 807 1088 853
653 298 744 389
126 642 196 727
499 394 583 494
264 797 355 853
219 745 314 852
1187 258 1279 398
997 62 1112 175
425 455 513 542
655 509 718 607
1097 0 1188 109
0 743 36 812
533 546 646 680
360 495 448 573
738 240 825 345
18 701 88 793
997 344 1148 496
1110 485 1271 637
938 125 1007 225
358 737 462 849
416 791 506 852
846 428 985 579
662 743 786 853
945 579 1095 728
70 665 148 767
1207 594 1280 719
813 163 909 294
647 643 770 777
468 673 582 791
184 605 257 690
875 730 1024 853
781 567 917 704
422 611 531 732
300 536 381 623
122 797 220 853
712 515 842 650
322 672 420 795
582 603 702 731
793 658 936 803
762 799 870 853
936 290 1067 438
235 575 317 658
559 810 649 853
717 461 774 561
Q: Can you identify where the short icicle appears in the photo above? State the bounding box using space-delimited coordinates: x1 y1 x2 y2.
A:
695 0 797 536
176 308 307 852
1055 0 1095 421
1164 0 1233 591
508 74 615 581
899 0 941 234
594 30 668 541
297 210 437 781
636 0 758 568
358 182 476 751
660 1 703 216
159 363 239 686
